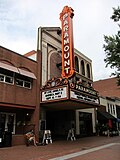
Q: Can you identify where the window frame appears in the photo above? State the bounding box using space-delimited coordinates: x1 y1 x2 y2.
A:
0 73 14 85
16 78 31 89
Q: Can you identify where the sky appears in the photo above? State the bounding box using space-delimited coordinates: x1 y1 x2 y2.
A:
0 0 119 81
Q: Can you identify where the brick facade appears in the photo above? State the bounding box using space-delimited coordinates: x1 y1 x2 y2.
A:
0 46 41 145
93 77 120 98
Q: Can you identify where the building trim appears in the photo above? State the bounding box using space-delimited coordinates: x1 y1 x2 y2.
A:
0 61 19 73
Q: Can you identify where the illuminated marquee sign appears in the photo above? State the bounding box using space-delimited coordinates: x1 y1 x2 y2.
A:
42 87 67 102
75 84 97 96
70 91 99 104
60 6 75 78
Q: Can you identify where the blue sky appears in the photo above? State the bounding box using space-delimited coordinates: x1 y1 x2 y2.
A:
0 0 119 81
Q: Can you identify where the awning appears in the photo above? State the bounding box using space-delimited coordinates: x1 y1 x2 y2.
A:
18 68 36 79
97 110 116 121
0 61 19 73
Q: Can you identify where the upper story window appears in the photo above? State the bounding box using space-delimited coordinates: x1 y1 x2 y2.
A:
16 78 31 89
16 79 23 87
75 56 79 73
16 73 32 89
113 105 115 115
0 68 32 89
5 75 14 84
107 103 116 116
107 103 110 113
0 68 14 84
110 104 113 114
81 60 85 76
86 64 90 78
0 74 4 82
24 81 31 89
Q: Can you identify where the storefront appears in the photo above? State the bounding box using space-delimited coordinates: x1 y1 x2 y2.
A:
0 46 41 146
97 110 118 136
40 77 100 139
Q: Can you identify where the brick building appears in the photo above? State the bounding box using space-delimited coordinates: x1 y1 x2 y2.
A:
93 78 120 133
93 77 120 98
0 46 41 145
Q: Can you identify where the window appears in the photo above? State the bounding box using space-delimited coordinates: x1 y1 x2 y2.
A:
0 74 4 82
0 74 14 84
86 64 90 78
107 103 116 115
0 68 32 89
81 60 85 75
16 79 24 87
5 76 13 84
16 78 31 89
113 105 115 115
107 103 110 113
24 81 31 89
0 68 14 84
110 104 112 114
75 56 79 73
0 112 16 134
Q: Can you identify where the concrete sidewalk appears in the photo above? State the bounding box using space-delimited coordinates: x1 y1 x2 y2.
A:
0 136 120 160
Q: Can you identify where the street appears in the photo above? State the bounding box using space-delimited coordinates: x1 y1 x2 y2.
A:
0 136 120 160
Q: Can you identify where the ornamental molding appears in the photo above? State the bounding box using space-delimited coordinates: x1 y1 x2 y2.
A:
41 77 68 90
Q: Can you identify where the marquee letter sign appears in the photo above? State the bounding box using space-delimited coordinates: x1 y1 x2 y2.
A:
60 6 75 78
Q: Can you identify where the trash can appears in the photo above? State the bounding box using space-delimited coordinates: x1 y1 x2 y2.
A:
4 131 12 147
0 130 4 148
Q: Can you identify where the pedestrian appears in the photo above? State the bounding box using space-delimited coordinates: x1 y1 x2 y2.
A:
25 129 38 146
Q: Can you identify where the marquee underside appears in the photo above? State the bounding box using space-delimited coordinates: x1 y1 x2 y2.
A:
40 99 100 111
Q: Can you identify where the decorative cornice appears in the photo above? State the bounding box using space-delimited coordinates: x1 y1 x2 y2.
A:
41 77 68 90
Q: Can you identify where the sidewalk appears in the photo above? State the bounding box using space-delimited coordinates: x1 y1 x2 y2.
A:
0 136 120 160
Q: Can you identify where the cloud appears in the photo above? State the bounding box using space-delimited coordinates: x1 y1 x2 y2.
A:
0 0 119 81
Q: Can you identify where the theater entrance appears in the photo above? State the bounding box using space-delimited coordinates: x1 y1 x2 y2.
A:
46 110 75 139
79 112 93 137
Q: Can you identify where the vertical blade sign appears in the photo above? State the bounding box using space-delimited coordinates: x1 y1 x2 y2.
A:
60 6 75 78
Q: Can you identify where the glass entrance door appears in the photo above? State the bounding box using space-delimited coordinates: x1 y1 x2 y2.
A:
0 113 16 134
79 112 93 137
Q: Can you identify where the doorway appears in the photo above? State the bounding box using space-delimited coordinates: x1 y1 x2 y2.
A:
0 112 16 134
79 112 93 137
46 110 75 139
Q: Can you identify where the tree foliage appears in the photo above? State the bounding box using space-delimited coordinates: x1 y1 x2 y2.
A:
103 6 120 85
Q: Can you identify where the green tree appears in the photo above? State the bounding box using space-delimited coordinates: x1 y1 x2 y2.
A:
103 6 120 85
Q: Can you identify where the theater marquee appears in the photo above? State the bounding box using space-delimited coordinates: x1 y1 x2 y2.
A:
70 90 99 104
42 87 67 102
60 6 75 78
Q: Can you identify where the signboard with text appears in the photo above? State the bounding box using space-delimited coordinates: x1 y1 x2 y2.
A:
70 90 99 104
60 6 75 78
42 87 67 102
